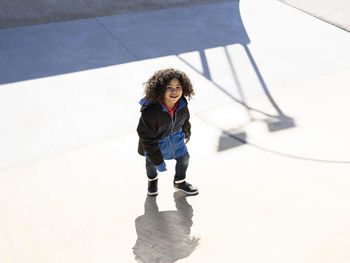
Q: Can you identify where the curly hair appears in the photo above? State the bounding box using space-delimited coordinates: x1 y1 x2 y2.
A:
143 68 195 103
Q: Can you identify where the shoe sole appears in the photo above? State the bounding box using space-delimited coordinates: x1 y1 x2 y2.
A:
148 191 158 196
174 187 198 195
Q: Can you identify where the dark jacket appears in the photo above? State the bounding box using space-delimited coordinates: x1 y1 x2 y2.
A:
137 97 191 166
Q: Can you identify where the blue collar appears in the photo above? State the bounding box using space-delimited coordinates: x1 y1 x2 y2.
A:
159 97 187 112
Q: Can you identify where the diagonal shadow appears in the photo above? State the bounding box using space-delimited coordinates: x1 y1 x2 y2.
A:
169 1 295 151
133 193 200 263
0 0 296 155
174 0 295 145
0 0 234 29
0 1 248 85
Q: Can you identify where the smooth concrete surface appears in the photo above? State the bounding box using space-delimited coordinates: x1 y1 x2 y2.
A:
279 0 350 32
1 69 350 263
0 0 230 29
1 0 350 262
0 1 249 85
2 0 350 169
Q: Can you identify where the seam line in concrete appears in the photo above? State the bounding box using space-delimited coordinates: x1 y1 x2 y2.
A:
95 17 140 60
197 113 350 164
0 128 136 172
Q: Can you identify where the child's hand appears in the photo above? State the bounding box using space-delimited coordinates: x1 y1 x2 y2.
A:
185 138 190 144
156 162 167 172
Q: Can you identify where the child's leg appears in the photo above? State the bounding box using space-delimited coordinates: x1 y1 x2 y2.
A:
145 156 158 180
174 152 190 183
146 156 158 196
174 152 198 195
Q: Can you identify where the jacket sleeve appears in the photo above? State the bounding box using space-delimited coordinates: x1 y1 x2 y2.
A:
137 110 164 165
182 107 191 139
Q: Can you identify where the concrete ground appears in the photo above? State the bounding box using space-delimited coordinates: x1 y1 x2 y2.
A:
1 0 350 262
0 0 230 29
280 0 350 32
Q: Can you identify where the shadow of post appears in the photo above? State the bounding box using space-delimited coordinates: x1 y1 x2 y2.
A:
1 0 296 139
182 1 296 152
242 44 296 131
133 193 200 263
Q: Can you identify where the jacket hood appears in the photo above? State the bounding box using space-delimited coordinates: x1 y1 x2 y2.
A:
139 97 151 111
139 97 150 107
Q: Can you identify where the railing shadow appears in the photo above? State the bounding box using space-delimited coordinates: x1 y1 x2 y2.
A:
179 42 296 153
172 1 296 151
0 0 296 153
133 193 200 263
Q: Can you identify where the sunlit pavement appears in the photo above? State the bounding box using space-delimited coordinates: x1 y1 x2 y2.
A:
279 0 350 32
1 0 350 262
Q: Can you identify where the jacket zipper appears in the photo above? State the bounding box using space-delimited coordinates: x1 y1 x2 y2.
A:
161 102 182 159
168 111 176 158
168 136 176 159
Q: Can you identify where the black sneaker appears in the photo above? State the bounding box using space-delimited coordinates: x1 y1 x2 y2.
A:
174 180 198 195
148 178 158 196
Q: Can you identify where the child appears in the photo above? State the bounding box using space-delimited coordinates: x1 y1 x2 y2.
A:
137 68 198 196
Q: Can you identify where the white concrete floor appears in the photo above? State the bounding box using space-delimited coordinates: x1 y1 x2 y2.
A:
1 0 350 262
280 0 350 31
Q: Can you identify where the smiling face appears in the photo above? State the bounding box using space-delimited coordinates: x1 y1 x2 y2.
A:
163 78 183 109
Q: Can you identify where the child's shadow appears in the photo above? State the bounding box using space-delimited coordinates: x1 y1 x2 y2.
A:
133 192 200 263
